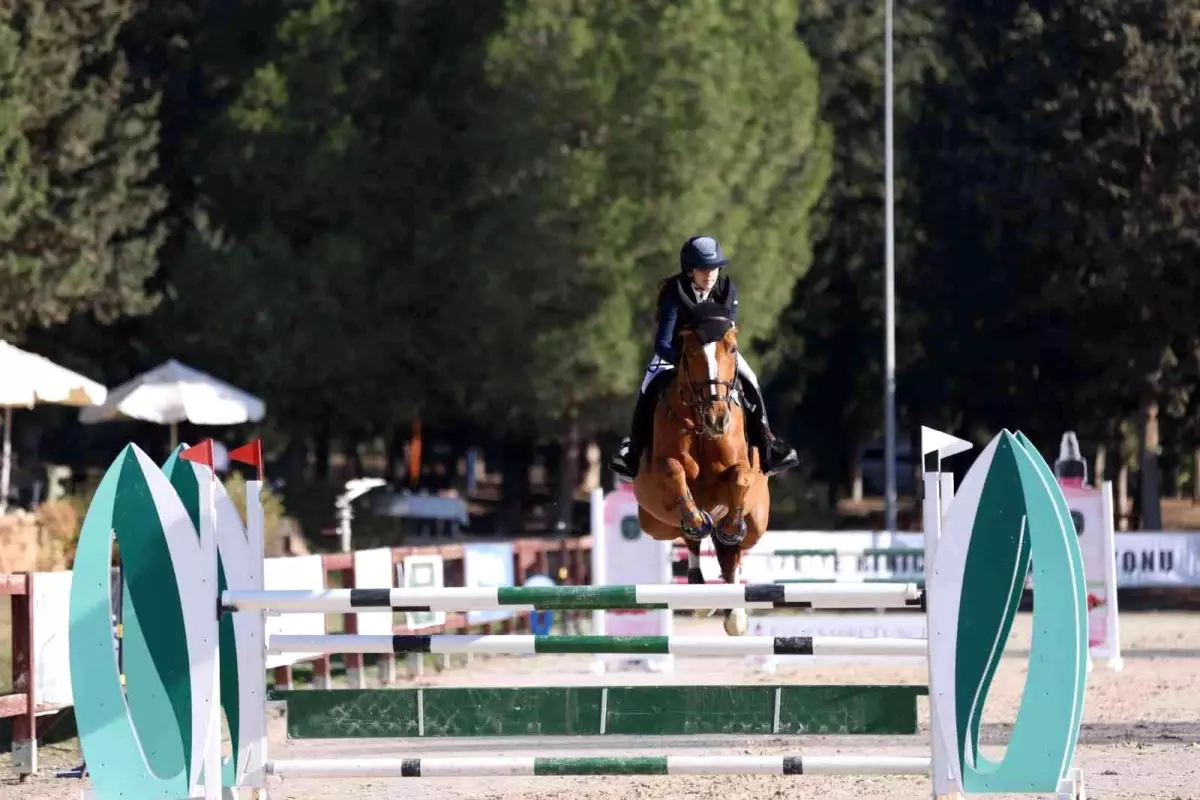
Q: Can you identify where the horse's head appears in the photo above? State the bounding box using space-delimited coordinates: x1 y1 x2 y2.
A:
677 304 739 438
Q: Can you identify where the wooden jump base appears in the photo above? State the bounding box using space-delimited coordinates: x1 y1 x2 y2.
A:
67 430 1091 799
223 581 925 612
268 754 933 778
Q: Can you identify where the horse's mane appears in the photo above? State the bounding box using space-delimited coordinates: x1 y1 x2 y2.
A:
681 301 735 345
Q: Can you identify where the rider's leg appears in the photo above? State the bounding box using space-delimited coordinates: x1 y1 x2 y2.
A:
736 356 799 476
610 357 673 479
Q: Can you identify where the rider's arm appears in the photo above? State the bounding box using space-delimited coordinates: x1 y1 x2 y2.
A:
653 287 679 361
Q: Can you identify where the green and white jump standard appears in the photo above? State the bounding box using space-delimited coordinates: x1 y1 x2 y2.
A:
66 428 1089 799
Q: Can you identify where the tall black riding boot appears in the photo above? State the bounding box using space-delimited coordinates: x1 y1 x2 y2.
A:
740 377 798 477
609 389 656 480
760 416 800 477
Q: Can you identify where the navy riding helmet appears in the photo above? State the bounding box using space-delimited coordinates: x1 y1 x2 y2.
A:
680 235 728 272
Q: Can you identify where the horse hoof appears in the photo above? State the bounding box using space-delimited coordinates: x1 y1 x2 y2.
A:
687 568 705 585
681 510 714 541
712 517 747 547
723 608 748 636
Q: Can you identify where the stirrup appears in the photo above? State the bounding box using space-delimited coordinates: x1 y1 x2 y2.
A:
609 439 639 480
765 447 799 477
610 462 635 482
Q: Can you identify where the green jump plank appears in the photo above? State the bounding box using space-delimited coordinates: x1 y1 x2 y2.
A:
268 684 928 739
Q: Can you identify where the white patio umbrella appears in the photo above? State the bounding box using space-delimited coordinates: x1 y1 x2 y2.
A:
0 340 109 512
79 359 266 448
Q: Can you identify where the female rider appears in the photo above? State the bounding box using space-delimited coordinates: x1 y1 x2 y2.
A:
609 234 799 479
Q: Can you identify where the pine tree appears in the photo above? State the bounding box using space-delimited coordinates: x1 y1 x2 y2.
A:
911 0 1200 450
771 0 942 490
0 0 167 338
471 0 831 429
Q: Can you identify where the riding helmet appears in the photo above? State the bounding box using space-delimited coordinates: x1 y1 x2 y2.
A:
680 235 728 272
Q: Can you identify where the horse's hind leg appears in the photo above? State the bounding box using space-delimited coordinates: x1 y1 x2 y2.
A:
685 539 705 585
715 541 747 636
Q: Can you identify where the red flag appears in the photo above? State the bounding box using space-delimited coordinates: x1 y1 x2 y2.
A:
408 419 422 487
229 439 264 482
180 439 215 470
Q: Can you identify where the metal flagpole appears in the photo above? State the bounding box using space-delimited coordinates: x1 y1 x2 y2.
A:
883 0 899 533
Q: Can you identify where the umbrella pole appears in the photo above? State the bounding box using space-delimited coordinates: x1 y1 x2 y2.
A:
1 406 11 514
170 422 178 451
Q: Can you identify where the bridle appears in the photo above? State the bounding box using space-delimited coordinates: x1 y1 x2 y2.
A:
675 317 740 437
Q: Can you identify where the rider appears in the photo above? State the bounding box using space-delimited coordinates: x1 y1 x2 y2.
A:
609 234 799 479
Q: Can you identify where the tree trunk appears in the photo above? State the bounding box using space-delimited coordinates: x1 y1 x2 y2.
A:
1138 398 1163 530
1163 454 1179 499
313 412 332 480
1193 446 1200 502
851 445 864 503
580 440 601 494
554 410 581 533
345 432 364 479
464 446 480 496
500 434 532 533
386 424 407 482
1117 424 1130 530
277 432 310 482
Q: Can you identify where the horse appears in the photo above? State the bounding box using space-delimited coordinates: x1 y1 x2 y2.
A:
631 304 770 635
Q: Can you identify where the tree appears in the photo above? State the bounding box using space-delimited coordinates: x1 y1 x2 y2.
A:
0 1 167 340
159 0 510 460
911 0 1200 457
772 0 942 496
137 0 831 513
470 0 832 431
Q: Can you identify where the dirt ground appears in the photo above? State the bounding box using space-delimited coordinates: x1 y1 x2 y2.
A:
6 611 1199 800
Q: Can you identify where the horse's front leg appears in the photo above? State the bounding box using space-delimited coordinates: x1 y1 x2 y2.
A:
714 540 748 635
713 462 751 547
662 456 711 541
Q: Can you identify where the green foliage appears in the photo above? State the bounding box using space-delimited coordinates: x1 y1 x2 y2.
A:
0 0 167 338
8 0 1200 513
162 0 829 440
159 0 509 439
774 0 941 485
469 0 830 424
910 0 1200 447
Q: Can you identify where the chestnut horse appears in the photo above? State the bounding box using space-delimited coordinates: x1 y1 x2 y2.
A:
631 305 769 635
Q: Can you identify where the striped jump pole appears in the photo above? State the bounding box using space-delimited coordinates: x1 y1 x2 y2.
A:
676 547 926 559
223 582 923 613
266 633 929 658
774 577 926 586
672 545 927 586
268 755 933 778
